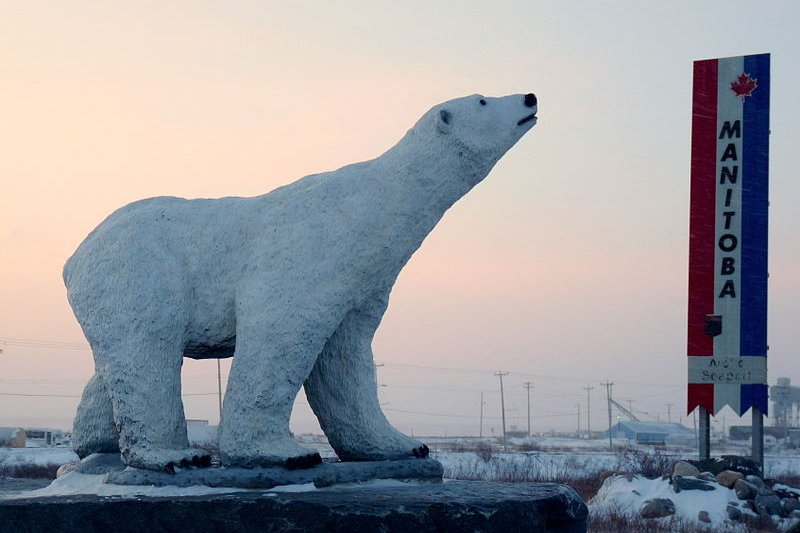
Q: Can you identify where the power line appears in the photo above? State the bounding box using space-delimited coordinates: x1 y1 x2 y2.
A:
378 361 680 388
0 337 89 351
383 407 578 421
385 408 487 420
0 391 223 398
385 384 500 394
0 392 81 398
0 389 584 423
2 336 682 390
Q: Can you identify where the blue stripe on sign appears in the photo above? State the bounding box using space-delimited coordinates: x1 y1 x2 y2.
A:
740 53 770 357
741 384 769 415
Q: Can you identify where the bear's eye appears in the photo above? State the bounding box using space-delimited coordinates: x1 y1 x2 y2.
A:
479 99 487 106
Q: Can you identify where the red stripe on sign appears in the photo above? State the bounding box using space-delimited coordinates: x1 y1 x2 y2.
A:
688 383 714 415
687 59 718 357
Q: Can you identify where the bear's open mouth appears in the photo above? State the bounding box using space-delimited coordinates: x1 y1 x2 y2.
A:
517 113 537 126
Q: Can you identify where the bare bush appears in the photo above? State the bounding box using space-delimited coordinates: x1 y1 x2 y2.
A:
615 447 676 479
474 442 493 463
0 461 61 480
589 507 725 533
739 513 781 533
444 453 609 501
514 440 542 452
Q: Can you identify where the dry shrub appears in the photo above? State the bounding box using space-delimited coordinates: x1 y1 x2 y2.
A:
615 447 676 479
474 442 493 463
515 440 542 452
445 453 609 501
588 507 721 533
0 461 61 480
738 513 780 533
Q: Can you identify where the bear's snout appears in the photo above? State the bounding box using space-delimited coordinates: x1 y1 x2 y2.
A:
524 93 537 108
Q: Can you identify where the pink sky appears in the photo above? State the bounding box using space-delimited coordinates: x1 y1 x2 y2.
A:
2 2 800 436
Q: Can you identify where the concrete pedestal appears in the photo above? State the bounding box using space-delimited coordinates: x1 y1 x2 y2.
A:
0 480 586 532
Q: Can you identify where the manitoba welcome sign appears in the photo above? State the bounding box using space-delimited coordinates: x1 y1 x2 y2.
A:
687 53 770 416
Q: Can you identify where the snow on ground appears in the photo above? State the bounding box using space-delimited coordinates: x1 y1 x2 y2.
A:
6 471 432 500
765 454 800 477
590 475 743 527
435 450 620 481
5 438 800 528
7 471 252 499
0 447 78 468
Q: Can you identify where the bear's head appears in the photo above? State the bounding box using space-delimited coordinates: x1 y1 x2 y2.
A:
402 93 538 192
431 92 537 157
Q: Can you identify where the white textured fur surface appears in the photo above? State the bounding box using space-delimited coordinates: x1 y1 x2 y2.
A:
64 93 538 471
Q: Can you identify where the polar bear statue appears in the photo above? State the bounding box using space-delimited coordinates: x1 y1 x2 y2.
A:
64 93 539 472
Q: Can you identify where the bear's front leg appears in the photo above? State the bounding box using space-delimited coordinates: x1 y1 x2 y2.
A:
219 287 338 469
304 299 429 461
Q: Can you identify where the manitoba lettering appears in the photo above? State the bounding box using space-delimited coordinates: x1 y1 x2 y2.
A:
718 119 740 300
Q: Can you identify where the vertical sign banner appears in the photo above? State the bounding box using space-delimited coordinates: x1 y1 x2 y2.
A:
687 53 770 416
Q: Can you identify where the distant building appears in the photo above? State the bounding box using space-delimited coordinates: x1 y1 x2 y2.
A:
186 419 217 446
504 425 528 439
0 427 26 448
729 425 790 441
24 428 67 447
605 421 694 445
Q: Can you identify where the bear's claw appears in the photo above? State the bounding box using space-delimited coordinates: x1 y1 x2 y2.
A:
412 444 430 458
284 452 322 470
164 453 212 474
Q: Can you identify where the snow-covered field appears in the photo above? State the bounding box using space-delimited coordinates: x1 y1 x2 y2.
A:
6 440 800 477
4 440 800 530
0 447 79 468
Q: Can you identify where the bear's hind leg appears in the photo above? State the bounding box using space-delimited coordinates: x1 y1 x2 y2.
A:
69 245 210 472
72 371 119 458
98 337 211 472
304 303 428 461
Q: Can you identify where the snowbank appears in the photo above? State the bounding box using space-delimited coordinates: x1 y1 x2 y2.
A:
0 447 78 468
590 475 742 526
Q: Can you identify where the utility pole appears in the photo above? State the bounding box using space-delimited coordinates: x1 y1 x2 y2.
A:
523 381 534 438
601 381 613 451
583 386 594 439
479 392 486 438
496 372 509 452
666 402 673 423
217 359 223 423
576 402 581 436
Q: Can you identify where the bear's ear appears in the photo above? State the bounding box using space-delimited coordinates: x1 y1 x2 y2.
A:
435 109 452 134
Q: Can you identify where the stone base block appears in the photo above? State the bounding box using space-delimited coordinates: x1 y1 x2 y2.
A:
105 456 444 489
0 480 587 532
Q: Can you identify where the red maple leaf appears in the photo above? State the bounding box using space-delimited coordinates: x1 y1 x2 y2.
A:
730 73 758 99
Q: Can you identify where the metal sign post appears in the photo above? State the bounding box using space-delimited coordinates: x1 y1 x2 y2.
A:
753 406 764 472
698 406 710 460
